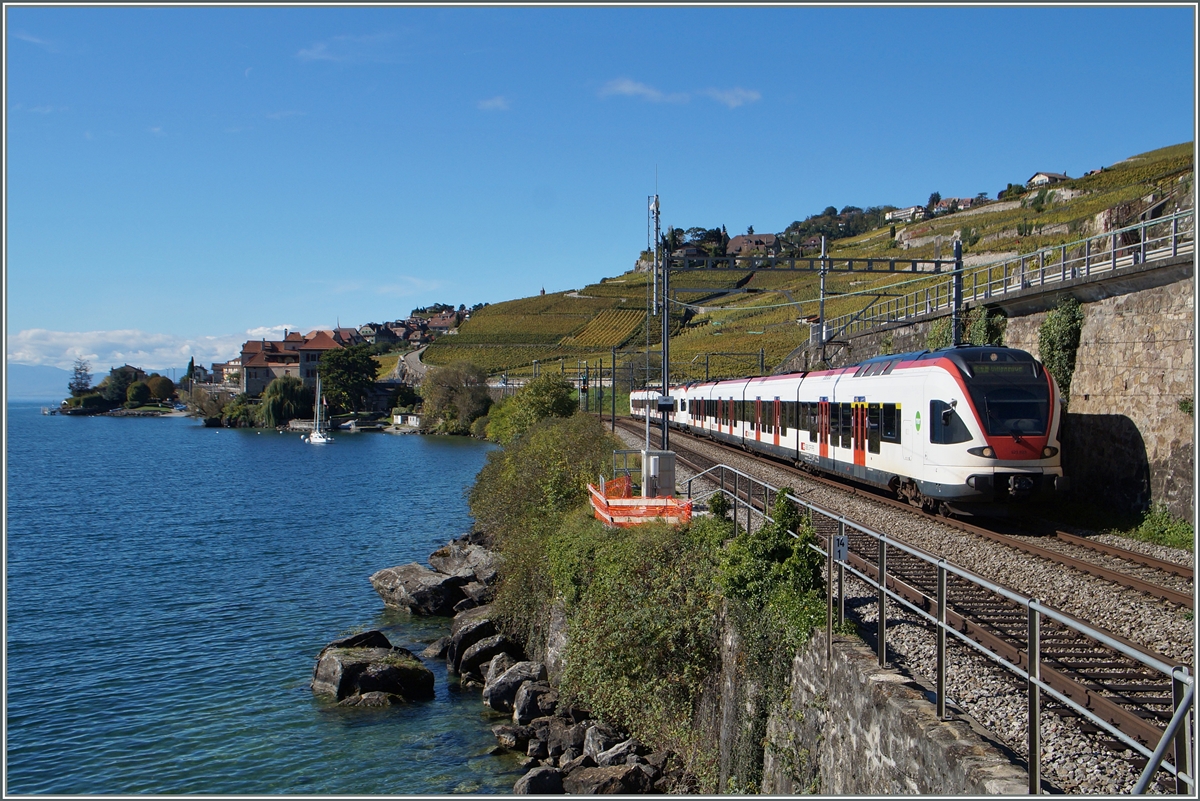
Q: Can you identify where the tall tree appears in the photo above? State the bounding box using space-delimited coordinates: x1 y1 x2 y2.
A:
68 357 92 397
318 344 378 412
927 191 942 211
101 369 134 403
258 375 312 427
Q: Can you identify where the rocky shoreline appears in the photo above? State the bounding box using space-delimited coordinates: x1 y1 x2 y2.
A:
310 531 681 794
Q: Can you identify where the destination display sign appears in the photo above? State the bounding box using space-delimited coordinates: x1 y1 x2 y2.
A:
973 363 1031 375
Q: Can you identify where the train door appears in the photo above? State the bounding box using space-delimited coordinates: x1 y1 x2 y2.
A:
773 397 781 448
852 400 867 467
818 398 830 459
754 397 762 443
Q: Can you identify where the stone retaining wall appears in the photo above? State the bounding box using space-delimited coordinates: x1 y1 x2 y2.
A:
761 631 1028 795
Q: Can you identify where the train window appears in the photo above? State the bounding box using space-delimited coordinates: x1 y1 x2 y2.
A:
868 403 881 453
881 403 900 443
930 400 973 444
807 403 818 442
839 403 852 449
778 401 788 436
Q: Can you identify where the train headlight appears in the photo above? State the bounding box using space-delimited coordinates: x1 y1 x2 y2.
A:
967 446 996 458
1041 446 1059 458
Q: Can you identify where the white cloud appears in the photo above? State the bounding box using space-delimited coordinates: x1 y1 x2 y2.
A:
297 33 398 64
149 126 165 136
478 95 510 111
704 87 762 109
6 327 308 372
599 78 689 104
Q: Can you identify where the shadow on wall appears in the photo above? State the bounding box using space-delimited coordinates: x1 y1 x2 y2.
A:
1062 413 1150 515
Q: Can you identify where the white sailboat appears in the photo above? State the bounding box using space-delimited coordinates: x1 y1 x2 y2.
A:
303 375 333 444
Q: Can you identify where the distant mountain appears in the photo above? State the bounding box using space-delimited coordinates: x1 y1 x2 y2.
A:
6 363 73 401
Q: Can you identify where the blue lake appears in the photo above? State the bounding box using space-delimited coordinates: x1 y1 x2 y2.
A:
4 401 522 794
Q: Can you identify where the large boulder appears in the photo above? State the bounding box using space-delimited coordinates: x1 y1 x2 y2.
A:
512 681 558 725
429 541 499 585
595 738 646 767
311 631 435 702
484 653 518 686
369 563 468 616
562 764 651 794
543 718 589 758
459 634 525 682
446 606 498 673
492 723 534 750
544 603 569 683
582 722 626 759
513 766 563 794
482 661 547 713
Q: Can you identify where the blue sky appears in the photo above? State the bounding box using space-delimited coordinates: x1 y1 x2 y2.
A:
5 4 1195 371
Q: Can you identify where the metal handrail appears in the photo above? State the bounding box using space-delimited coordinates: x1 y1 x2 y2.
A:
821 207 1194 341
684 461 1194 793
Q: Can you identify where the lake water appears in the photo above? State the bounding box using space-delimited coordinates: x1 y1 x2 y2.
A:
4 401 525 794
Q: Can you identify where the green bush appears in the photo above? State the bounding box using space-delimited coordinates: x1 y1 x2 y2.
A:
558 517 726 790
1126 504 1194 551
126 380 152 406
485 373 576 445
1038 297 1084 404
926 318 952 350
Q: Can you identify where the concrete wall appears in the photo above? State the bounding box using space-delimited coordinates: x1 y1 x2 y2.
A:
761 631 1028 795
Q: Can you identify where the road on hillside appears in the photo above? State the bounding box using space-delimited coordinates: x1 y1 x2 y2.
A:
403 346 429 383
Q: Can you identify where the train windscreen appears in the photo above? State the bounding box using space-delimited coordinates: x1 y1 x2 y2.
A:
962 377 1049 437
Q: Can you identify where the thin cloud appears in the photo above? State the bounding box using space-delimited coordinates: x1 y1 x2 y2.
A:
478 95 510 111
12 30 60 53
705 87 762 109
599 78 689 104
149 126 165 136
296 32 398 64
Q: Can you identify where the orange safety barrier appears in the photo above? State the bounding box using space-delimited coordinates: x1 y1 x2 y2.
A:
602 475 633 499
588 483 693 528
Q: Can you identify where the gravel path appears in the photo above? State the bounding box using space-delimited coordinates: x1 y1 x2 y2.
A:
616 425 1194 794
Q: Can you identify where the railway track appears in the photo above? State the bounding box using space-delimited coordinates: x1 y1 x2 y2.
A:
617 418 1192 610
614 417 1193 780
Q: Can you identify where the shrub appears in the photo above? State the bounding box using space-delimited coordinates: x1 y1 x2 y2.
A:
1038 297 1084 404
485 373 576 445
558 517 726 789
926 317 952 350
126 381 152 406
1125 504 1193 551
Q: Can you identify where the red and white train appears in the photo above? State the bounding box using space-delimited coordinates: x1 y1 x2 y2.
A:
631 345 1067 515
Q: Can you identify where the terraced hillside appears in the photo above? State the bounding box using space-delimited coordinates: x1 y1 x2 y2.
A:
422 141 1193 383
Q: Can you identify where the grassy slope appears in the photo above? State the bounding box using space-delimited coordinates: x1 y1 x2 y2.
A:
424 142 1193 380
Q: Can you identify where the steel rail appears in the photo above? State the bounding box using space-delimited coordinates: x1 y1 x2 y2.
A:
1055 530 1194 580
621 417 1194 609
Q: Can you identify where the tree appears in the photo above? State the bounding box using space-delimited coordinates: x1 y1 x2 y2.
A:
420 361 492 434
126 381 152 406
485 373 577 445
258 375 312 427
102 369 134 403
68 357 92 397
146 374 175 401
318 344 378 412
746 225 755 235
927 191 942 211
185 357 196 384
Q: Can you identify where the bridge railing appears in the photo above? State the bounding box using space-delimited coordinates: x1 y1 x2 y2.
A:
821 207 1194 341
683 462 1194 794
